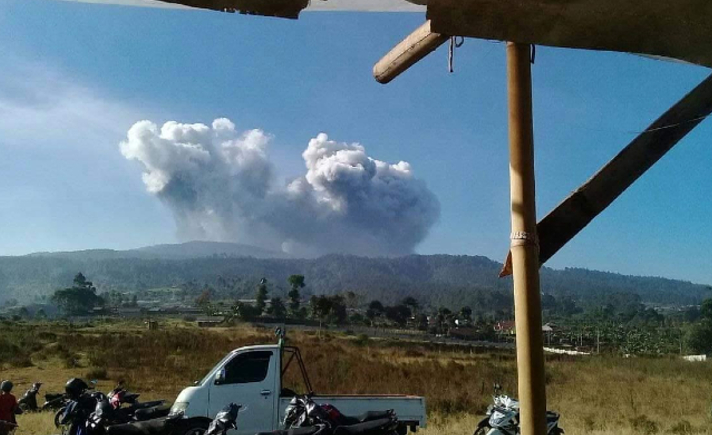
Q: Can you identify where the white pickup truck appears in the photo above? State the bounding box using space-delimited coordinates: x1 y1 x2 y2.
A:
169 341 426 435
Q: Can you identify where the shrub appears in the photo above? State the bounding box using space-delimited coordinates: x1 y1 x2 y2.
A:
630 415 659 435
670 420 693 435
62 353 81 369
354 334 370 346
86 367 109 381
9 354 33 368
37 332 58 341
582 416 594 432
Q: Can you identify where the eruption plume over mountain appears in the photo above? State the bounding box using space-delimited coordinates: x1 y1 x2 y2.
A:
120 118 440 256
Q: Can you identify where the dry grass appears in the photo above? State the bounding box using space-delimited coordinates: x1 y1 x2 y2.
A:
4 321 712 435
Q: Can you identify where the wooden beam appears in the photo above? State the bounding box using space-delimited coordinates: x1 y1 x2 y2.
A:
500 73 712 277
373 20 449 84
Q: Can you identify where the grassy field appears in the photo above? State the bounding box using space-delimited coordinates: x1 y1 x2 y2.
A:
2 319 711 435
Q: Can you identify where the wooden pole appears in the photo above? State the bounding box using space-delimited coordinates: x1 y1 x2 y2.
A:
373 20 450 84
506 42 547 435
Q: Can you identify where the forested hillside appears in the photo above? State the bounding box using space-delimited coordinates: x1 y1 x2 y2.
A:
0 242 708 309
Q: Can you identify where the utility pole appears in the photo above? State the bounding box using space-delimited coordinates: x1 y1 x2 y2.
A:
506 42 547 435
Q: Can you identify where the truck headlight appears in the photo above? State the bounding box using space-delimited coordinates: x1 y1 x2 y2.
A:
170 402 189 417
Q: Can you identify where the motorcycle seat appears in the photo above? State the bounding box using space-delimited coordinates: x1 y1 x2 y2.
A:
334 418 395 435
133 401 166 410
133 406 171 421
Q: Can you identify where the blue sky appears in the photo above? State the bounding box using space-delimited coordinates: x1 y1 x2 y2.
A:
1 0 711 284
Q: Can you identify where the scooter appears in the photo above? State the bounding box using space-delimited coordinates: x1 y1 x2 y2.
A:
206 404 241 435
473 386 563 435
18 383 42 412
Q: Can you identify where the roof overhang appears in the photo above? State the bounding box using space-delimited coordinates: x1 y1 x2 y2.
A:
57 0 427 16
426 0 712 69
56 0 712 68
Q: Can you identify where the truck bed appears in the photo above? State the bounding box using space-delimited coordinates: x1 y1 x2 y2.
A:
278 395 426 429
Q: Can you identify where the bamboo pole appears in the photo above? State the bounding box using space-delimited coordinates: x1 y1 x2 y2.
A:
506 42 547 435
373 20 449 84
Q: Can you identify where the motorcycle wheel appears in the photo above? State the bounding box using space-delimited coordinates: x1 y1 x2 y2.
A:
181 427 207 435
177 422 209 435
473 426 489 435
55 408 66 428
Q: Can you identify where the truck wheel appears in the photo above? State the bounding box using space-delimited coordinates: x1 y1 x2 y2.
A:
178 420 210 435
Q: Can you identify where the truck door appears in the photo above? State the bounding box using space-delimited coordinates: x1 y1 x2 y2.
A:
209 350 277 435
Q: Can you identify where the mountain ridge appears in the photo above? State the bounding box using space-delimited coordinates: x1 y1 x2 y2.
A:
2 241 709 308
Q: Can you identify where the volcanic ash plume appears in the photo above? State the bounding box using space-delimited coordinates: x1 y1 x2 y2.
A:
120 118 440 256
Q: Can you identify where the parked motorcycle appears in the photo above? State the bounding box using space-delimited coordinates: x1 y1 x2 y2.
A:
18 383 43 412
107 385 169 421
58 379 104 435
100 407 211 435
277 395 401 435
206 404 241 435
473 386 563 435
85 392 169 435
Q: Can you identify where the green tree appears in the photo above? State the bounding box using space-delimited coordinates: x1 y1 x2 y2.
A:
233 301 260 320
402 297 419 313
267 297 287 319
385 304 411 326
287 275 305 317
195 289 212 307
344 291 361 309
309 295 347 324
73 272 92 289
52 273 103 316
366 300 385 323
686 321 712 354
700 298 712 320
256 278 269 315
459 306 473 323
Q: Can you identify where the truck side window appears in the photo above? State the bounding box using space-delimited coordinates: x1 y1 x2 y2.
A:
220 351 273 385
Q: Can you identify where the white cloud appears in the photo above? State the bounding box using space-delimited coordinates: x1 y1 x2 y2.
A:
121 119 440 256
